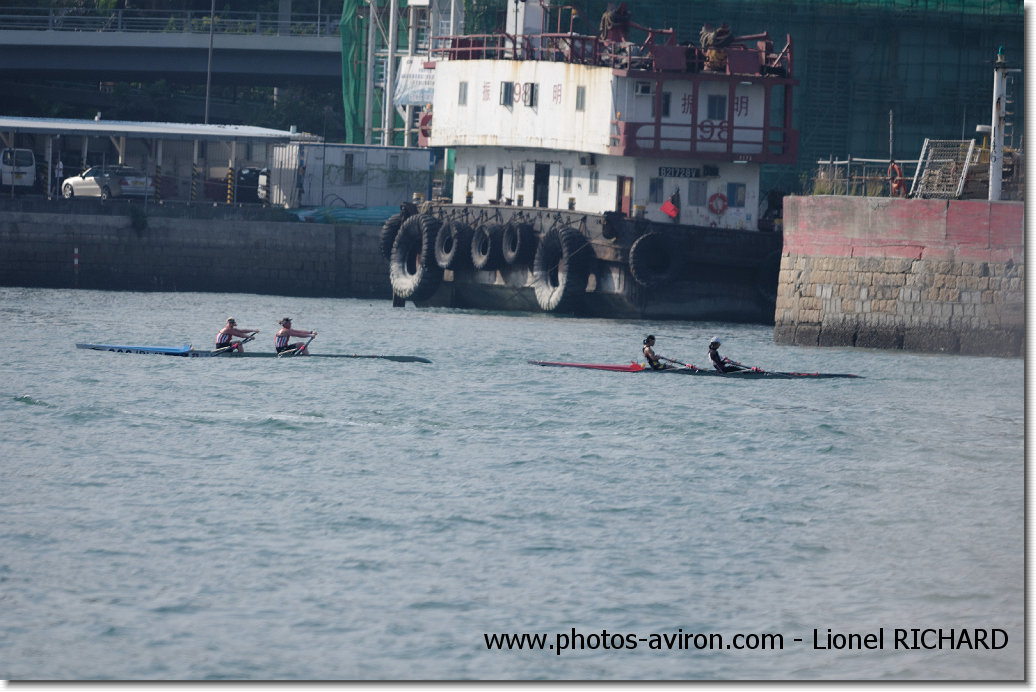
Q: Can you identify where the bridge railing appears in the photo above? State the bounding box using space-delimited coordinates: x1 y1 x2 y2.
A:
0 8 340 36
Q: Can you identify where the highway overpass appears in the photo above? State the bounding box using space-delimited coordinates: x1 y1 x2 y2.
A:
0 8 342 87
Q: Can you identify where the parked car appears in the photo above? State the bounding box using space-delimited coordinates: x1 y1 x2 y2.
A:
61 167 119 200
1 148 36 190
236 167 262 203
105 165 155 198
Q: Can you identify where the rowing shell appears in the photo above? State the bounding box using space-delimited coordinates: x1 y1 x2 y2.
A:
528 360 861 379
76 343 432 363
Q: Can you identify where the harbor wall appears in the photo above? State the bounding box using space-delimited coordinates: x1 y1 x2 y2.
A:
0 209 391 299
774 196 1024 357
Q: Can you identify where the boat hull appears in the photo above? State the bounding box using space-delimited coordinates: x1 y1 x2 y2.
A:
75 344 431 363
389 204 782 323
529 360 860 379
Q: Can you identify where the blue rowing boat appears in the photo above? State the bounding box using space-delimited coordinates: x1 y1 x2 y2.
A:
76 343 432 363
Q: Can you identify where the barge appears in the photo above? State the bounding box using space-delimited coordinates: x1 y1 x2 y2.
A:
383 2 797 322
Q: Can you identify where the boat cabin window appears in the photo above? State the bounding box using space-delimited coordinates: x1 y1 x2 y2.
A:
514 164 525 190
688 180 707 206
575 86 586 112
562 168 573 193
726 182 747 208
649 177 664 204
475 165 486 190
589 169 599 195
708 95 727 120
458 81 468 106
499 82 514 106
651 92 672 119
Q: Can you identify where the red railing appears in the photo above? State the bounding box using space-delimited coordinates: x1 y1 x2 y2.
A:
609 120 798 164
431 31 793 78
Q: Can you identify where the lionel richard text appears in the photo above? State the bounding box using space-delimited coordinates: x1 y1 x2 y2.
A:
811 628 1008 650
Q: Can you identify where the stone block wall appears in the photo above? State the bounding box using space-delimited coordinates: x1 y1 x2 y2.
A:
774 196 1024 357
0 210 391 300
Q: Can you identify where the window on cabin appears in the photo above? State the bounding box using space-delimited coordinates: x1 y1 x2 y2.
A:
649 177 664 203
562 168 573 192
500 82 514 105
575 85 586 111
651 92 671 118
589 169 599 195
726 182 746 207
708 94 727 120
459 81 468 106
514 164 525 190
475 165 485 190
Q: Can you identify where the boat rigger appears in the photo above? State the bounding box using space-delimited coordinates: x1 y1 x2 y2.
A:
528 360 861 379
75 343 432 363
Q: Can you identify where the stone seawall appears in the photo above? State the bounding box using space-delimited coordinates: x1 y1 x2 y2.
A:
0 210 391 299
775 196 1024 357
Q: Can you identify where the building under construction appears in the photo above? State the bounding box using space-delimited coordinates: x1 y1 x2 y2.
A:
344 0 1023 193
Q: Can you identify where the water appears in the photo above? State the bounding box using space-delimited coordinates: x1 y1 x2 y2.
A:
0 287 1023 681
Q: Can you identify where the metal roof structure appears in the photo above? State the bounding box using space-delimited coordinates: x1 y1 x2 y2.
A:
0 116 319 142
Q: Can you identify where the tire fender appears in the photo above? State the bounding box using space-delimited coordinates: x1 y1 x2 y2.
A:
389 213 443 301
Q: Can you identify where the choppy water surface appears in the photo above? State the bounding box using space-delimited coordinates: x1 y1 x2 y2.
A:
0 287 1023 680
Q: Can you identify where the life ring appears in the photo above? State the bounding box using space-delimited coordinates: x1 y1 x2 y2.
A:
628 232 684 287
708 193 727 215
888 162 905 197
532 226 592 313
418 110 433 146
389 214 443 301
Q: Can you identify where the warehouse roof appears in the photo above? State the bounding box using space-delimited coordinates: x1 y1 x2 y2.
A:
0 116 319 142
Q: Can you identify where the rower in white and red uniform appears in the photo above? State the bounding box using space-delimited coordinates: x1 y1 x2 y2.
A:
215 317 258 353
275 317 316 355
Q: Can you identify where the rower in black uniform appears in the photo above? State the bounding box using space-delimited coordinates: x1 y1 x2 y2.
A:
642 335 668 370
708 336 740 373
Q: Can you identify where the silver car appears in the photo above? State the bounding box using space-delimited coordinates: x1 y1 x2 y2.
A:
106 165 155 197
62 167 120 200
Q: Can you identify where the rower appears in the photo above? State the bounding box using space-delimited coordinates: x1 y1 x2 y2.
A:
275 317 317 355
708 336 738 373
642 335 668 370
216 317 258 353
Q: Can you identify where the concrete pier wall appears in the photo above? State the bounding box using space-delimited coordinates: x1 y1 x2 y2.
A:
775 196 1024 357
0 209 390 299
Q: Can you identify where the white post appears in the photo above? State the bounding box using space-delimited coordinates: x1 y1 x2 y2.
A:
383 0 398 146
364 0 376 145
988 48 1007 201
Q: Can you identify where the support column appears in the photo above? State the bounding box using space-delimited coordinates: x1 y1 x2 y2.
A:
226 141 237 204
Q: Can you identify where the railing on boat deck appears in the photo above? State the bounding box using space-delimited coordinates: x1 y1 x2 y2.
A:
430 32 794 78
609 121 798 164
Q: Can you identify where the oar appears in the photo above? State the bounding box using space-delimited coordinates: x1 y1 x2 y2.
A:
659 356 700 371
721 358 761 373
213 333 256 356
278 333 316 358
345 354 432 363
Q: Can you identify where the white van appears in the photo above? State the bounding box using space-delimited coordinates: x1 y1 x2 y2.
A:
1 148 37 189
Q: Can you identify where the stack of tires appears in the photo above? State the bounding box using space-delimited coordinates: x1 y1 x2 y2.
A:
531 226 592 313
383 212 443 302
385 211 593 314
